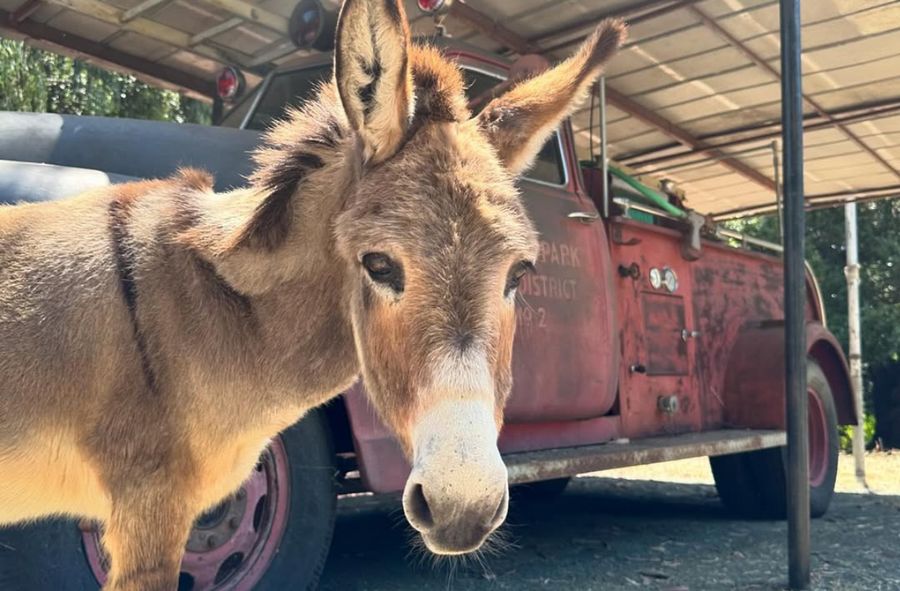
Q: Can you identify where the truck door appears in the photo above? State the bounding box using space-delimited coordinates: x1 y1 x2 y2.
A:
505 130 619 425
608 218 703 438
460 59 619 426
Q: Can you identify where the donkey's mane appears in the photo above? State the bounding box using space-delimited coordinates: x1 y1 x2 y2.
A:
232 45 471 253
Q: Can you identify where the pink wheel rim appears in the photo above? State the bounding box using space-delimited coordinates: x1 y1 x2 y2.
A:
807 388 829 488
83 438 291 590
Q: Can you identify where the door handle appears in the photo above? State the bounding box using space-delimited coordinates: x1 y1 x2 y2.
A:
568 211 600 223
681 329 701 342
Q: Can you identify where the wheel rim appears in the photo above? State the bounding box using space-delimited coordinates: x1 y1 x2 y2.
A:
807 388 829 488
83 438 291 591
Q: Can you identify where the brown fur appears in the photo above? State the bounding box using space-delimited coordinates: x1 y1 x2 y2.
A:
0 1 624 586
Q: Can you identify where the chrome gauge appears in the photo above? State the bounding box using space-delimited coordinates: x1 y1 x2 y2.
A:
663 267 678 293
649 267 662 290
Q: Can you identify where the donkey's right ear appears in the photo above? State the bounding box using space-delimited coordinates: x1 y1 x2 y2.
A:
477 19 626 176
335 0 414 164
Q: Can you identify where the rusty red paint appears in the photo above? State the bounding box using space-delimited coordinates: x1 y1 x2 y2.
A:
722 321 856 431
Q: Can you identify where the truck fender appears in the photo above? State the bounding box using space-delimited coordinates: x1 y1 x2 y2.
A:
722 320 856 430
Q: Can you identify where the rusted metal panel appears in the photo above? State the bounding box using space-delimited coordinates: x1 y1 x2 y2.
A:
641 292 689 375
509 181 620 422
498 415 620 454
505 428 787 484
609 219 702 439
691 244 785 429
723 321 857 431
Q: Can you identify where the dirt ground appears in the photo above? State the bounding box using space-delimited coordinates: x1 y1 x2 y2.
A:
319 453 900 591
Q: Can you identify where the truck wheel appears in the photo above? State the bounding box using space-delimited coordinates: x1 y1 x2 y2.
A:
710 359 839 519
0 410 336 591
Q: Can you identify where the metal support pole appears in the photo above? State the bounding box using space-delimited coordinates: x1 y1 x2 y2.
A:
600 76 610 219
212 95 224 126
844 202 870 491
780 0 810 588
773 140 783 243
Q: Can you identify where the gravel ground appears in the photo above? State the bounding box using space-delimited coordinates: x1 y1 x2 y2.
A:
319 454 900 591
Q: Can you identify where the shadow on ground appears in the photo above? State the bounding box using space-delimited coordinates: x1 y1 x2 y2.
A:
319 477 900 591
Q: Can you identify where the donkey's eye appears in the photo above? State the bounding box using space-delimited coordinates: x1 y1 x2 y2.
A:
362 253 404 293
505 260 535 296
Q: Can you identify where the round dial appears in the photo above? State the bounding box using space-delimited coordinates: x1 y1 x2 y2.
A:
649 268 662 290
663 267 678 292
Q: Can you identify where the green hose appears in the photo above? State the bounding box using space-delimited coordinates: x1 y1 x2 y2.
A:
609 165 687 218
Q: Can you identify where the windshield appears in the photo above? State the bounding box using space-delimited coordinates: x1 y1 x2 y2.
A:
222 61 566 185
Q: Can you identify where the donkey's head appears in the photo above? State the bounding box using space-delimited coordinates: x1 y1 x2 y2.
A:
325 0 625 555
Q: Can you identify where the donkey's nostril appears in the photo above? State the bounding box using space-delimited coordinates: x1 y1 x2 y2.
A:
406 483 434 529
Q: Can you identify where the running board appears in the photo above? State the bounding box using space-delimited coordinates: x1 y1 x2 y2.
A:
504 429 786 484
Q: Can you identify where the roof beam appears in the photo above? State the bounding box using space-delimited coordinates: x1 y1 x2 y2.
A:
201 0 288 34
687 4 900 183
714 184 900 220
439 2 775 194
537 0 702 54
10 0 43 23
447 2 538 54
120 0 170 22
188 16 243 46
42 0 249 66
624 96 900 170
604 87 776 191
0 8 214 99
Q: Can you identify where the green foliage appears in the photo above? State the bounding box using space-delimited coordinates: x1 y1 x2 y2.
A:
840 413 876 452
0 38 210 123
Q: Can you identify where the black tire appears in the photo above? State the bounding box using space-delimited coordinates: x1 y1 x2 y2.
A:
254 409 336 590
710 359 839 519
511 477 571 504
0 410 336 591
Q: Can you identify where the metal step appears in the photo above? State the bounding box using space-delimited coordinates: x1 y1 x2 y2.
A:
505 429 786 484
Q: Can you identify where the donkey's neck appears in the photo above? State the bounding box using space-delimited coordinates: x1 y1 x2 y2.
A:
178 83 360 413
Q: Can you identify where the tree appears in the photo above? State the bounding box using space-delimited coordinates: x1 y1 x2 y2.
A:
0 38 210 123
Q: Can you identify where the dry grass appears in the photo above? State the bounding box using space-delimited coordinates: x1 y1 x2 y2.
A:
584 451 900 494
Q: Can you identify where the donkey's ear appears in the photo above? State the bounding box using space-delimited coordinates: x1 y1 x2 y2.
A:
335 0 414 164
477 19 627 175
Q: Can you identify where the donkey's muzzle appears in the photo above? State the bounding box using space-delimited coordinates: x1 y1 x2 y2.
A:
403 471 509 554
402 399 509 554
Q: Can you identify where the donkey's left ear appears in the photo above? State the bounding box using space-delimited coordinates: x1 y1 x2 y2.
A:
335 0 414 164
477 19 627 176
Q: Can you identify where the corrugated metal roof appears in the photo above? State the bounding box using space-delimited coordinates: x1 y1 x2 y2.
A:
2 0 898 216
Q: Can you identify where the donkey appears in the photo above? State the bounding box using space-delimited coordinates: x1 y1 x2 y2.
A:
0 0 625 587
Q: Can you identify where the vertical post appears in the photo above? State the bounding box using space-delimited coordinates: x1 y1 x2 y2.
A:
844 202 869 490
773 140 783 243
600 76 609 219
212 95 224 125
780 0 810 589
